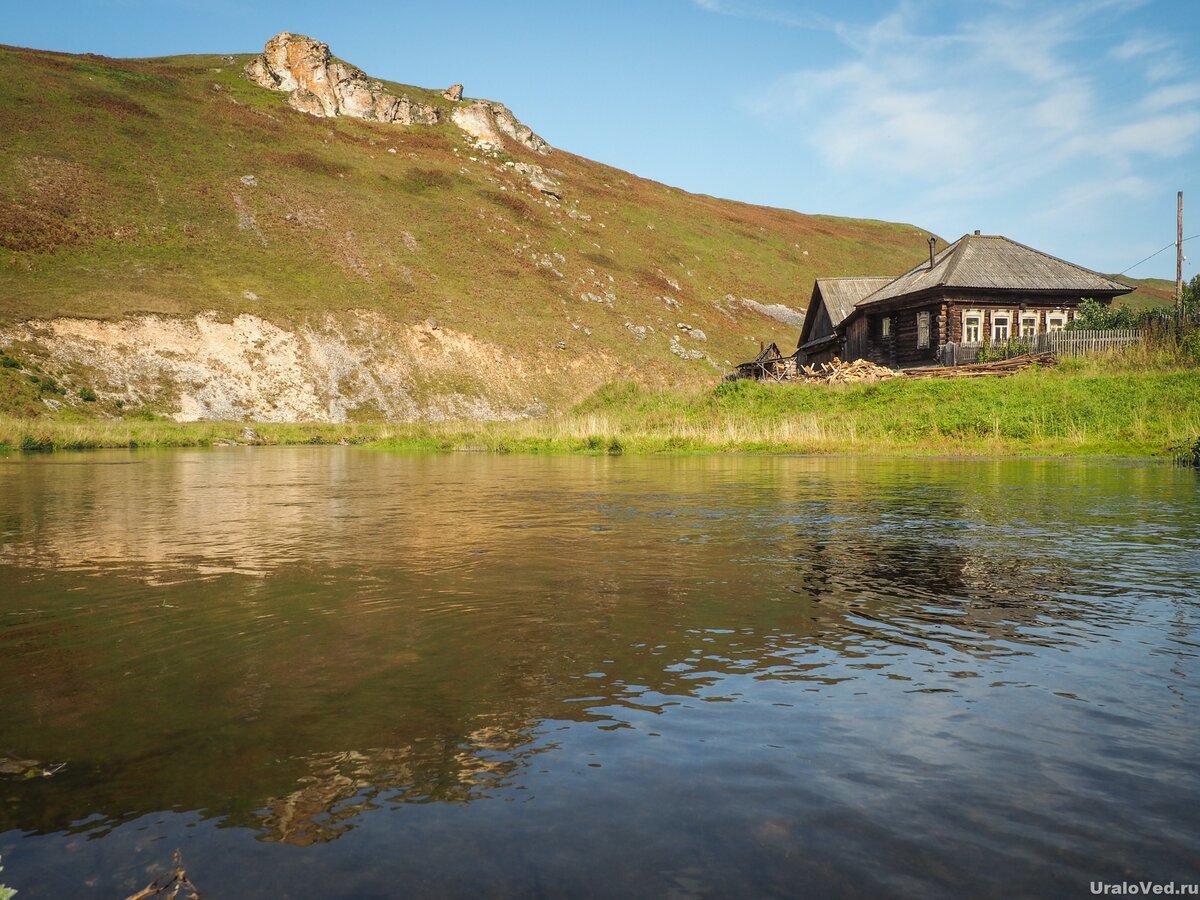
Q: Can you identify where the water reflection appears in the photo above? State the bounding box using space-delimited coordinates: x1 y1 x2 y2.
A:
0 451 1197 898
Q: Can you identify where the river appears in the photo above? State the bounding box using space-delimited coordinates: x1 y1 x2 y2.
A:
0 449 1197 898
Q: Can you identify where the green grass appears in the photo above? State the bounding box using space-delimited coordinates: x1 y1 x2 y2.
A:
1113 275 1177 308
3 357 1196 459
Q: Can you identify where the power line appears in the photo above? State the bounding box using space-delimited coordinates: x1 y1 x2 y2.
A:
1120 233 1200 275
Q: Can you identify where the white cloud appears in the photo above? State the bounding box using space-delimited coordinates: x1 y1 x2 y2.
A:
746 1 1200 241
1142 83 1200 110
688 0 836 30
1107 113 1200 157
1109 29 1183 81
1110 34 1170 61
1035 175 1154 222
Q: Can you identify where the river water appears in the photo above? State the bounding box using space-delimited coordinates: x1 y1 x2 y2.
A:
0 449 1197 898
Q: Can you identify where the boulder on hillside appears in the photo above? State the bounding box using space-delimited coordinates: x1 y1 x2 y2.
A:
505 161 562 199
245 32 439 125
442 83 464 101
451 100 552 156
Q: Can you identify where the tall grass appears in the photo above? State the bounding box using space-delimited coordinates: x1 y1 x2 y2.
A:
2 361 1197 458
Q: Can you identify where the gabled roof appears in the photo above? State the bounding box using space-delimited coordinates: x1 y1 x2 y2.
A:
816 277 895 326
750 342 782 363
857 234 1132 307
797 277 894 349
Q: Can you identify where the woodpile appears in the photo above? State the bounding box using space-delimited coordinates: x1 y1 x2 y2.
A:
733 350 1057 385
903 352 1056 379
800 358 899 384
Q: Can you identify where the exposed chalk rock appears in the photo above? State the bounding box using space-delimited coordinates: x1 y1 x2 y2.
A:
442 84 464 101
504 161 562 198
452 100 552 155
245 33 439 125
0 312 541 424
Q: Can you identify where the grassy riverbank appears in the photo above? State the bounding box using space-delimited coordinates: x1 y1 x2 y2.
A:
2 356 1198 458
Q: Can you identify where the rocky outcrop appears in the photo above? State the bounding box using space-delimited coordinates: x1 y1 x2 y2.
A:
450 102 506 147
245 33 439 125
737 297 806 328
504 161 561 199
245 34 552 153
1 312 544 423
452 100 552 155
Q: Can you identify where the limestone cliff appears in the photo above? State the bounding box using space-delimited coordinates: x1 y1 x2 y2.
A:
452 101 552 156
245 32 439 125
1 312 555 423
245 33 551 155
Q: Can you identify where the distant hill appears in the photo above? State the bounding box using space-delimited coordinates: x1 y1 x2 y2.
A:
1111 275 1176 309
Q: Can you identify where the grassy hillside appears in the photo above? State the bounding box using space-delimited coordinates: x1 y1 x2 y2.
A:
1112 275 1176 309
0 42 949 415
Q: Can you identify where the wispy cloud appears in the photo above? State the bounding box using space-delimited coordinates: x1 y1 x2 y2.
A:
1111 30 1184 81
743 1 1199 245
688 0 836 31
1142 82 1200 110
1111 33 1170 61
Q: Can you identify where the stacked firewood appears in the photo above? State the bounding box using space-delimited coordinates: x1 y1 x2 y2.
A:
903 352 1057 379
800 358 900 384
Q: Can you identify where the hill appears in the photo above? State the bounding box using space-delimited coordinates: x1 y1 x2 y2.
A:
0 36 948 422
1112 275 1176 309
3 36 1170 424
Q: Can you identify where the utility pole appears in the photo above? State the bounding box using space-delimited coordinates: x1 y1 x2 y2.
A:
1178 191 1185 318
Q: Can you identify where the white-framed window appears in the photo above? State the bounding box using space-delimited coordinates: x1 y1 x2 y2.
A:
917 311 931 349
1020 314 1038 338
963 312 982 343
992 313 1010 342
881 316 891 338
1047 313 1066 332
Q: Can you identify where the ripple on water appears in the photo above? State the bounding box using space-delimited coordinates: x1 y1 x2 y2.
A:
0 452 1198 898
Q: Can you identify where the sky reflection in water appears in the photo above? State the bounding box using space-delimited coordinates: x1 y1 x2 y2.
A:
0 450 1197 898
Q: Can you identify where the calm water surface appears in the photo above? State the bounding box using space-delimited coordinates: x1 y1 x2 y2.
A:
0 449 1197 898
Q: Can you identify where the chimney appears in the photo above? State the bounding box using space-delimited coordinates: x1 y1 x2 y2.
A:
974 229 981 236
927 236 937 269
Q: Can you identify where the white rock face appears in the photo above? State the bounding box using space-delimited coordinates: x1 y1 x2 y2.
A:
452 100 552 155
739 297 806 328
504 161 562 198
451 103 507 147
245 33 439 125
1 312 542 423
245 33 552 152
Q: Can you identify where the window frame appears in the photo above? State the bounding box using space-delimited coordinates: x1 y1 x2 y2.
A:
1019 314 1038 338
917 311 931 349
881 316 891 338
962 311 983 343
992 312 1011 343
1046 313 1067 332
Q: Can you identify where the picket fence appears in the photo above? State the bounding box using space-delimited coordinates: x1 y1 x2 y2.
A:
940 329 1143 366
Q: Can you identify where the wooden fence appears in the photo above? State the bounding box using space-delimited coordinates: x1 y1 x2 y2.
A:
940 329 1144 365
1039 329 1143 357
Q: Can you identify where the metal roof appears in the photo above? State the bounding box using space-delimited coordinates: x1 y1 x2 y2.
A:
857 234 1132 307
814 277 895 326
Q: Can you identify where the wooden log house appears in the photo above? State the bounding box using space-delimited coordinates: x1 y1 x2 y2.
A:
797 232 1132 369
796 277 894 367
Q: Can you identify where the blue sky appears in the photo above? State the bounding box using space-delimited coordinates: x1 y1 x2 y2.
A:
6 0 1199 279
